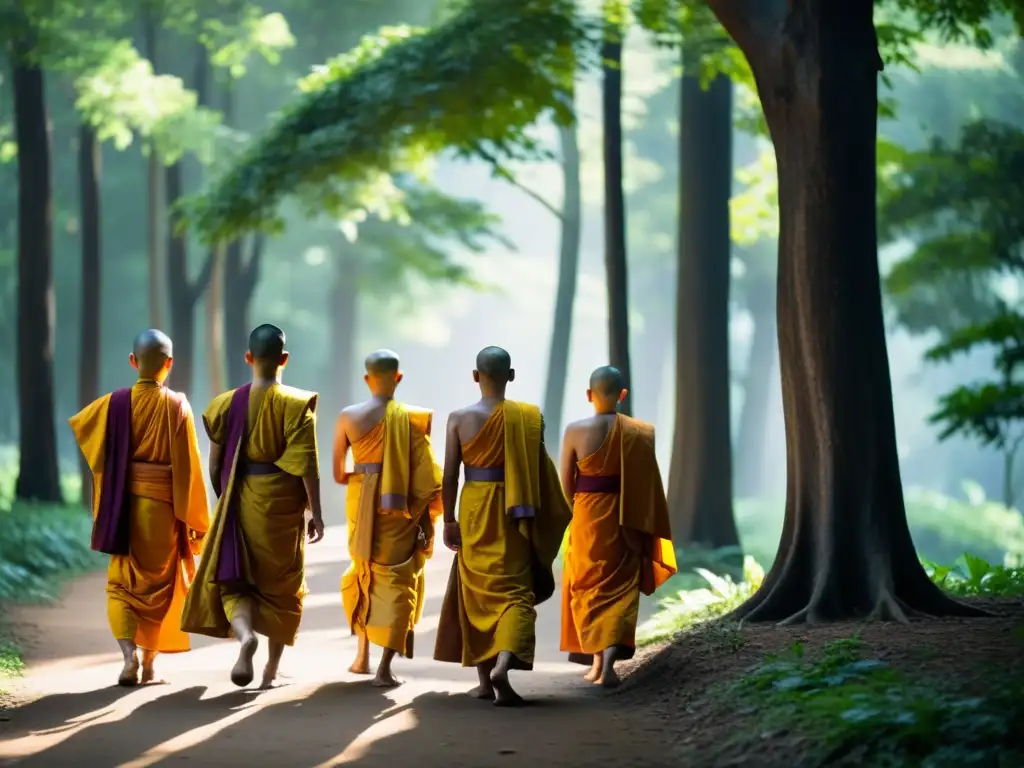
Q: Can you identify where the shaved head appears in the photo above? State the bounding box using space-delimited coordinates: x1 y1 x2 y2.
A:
365 349 400 377
248 323 285 361
132 329 173 377
589 365 624 398
475 346 512 382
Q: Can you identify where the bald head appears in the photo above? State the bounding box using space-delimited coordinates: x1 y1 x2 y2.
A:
365 349 400 377
131 329 173 378
589 365 624 399
475 346 513 383
247 324 287 376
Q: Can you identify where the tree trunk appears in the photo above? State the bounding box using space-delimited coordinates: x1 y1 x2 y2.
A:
142 10 165 329
224 235 264 387
330 246 359 410
601 25 633 416
709 0 983 622
734 272 776 499
78 122 102 505
205 244 226 395
541 123 582 449
666 65 741 551
165 43 215 398
12 59 61 502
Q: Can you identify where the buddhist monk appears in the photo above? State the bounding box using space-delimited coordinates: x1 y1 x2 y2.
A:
181 324 324 690
68 329 210 687
559 365 677 688
433 346 571 706
334 349 443 687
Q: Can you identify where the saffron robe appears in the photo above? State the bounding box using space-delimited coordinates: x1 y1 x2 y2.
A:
69 379 210 652
181 382 319 646
560 414 676 662
340 401 442 657
434 400 571 669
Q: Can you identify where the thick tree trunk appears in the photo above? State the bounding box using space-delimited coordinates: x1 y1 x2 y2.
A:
666 66 741 551
330 247 359 409
142 10 165 329
735 272 776 499
709 0 983 622
13 59 61 502
78 122 102 505
224 235 264 387
602 26 633 416
541 123 582 449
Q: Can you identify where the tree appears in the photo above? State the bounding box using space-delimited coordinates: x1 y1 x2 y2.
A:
77 122 101 502
602 6 633 415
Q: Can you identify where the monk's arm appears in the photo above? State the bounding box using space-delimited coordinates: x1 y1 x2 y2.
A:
441 414 463 524
332 411 351 484
209 441 224 497
559 426 578 500
302 474 324 521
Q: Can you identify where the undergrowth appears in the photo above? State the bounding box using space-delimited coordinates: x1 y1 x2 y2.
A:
732 636 1024 766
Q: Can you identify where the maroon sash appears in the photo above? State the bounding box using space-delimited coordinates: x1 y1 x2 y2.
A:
214 383 252 584
91 388 133 555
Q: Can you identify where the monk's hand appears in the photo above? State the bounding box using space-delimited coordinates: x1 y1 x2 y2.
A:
442 520 461 551
307 514 325 544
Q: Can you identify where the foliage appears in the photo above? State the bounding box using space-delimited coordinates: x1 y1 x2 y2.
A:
637 556 763 645
923 553 1024 596
733 636 1024 766
186 0 590 243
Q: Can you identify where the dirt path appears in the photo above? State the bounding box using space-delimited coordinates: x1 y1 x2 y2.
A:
0 522 673 767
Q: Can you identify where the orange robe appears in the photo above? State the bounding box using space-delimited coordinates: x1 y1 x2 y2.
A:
69 379 210 652
181 383 319 646
560 414 676 662
340 400 442 657
434 401 570 669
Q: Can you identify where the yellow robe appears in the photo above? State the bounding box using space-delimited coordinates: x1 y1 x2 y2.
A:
560 414 676 661
69 379 210 652
434 400 571 670
340 401 442 657
181 383 319 646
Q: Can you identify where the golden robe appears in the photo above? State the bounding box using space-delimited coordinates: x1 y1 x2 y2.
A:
69 379 210 652
560 414 676 662
340 401 442 657
434 401 570 670
181 383 319 646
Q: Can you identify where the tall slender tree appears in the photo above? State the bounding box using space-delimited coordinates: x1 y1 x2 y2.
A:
77 122 102 504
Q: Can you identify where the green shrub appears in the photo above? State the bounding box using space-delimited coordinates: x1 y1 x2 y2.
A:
733 637 1024 765
923 554 1024 597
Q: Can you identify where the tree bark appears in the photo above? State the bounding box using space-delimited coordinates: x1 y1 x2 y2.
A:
330 246 359 410
78 122 102 505
602 25 633 416
708 0 984 622
541 123 582 449
666 63 741 551
142 9 165 329
734 276 776 499
224 235 264 387
12 58 61 502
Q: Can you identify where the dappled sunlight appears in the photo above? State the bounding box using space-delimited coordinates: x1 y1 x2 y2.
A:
312 708 419 767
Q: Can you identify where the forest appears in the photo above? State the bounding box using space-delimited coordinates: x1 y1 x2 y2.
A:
0 0 1023 765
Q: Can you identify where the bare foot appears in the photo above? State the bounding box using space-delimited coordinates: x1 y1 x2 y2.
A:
118 656 139 687
258 665 283 690
489 668 525 707
231 635 258 688
583 658 602 683
348 659 371 675
467 684 495 700
599 664 621 689
372 671 403 688
140 666 167 685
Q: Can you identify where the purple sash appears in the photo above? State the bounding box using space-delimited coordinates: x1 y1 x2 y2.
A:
215 384 252 584
575 474 621 494
91 388 133 555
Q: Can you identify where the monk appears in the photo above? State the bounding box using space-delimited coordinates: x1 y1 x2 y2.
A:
335 350 443 687
559 365 677 688
69 329 210 687
181 323 324 690
434 346 571 706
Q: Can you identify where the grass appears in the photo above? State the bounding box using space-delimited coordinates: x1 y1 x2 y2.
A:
0 457 104 694
731 636 1024 765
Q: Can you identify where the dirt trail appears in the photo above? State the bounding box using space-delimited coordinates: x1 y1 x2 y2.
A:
0 521 673 767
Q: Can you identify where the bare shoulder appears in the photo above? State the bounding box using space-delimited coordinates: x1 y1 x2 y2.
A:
446 406 469 424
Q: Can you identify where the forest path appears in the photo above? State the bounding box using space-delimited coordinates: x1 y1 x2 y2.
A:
0 520 672 767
